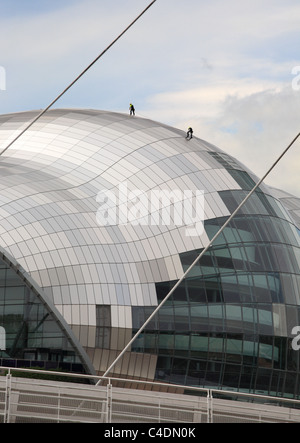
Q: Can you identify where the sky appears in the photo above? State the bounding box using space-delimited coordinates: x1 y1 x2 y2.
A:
0 0 300 196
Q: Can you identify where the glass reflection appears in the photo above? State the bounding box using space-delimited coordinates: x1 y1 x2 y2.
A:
0 257 85 372
132 203 300 398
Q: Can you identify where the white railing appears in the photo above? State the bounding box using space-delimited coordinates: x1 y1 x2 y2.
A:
0 367 300 423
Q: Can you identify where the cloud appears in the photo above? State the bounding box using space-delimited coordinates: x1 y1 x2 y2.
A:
0 0 154 111
0 2 132 63
208 86 300 197
0 0 299 198
146 82 300 197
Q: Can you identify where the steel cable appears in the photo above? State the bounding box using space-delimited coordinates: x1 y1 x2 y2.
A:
98 130 300 382
0 0 157 156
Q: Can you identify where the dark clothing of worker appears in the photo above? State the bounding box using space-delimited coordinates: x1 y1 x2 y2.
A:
129 104 135 116
186 127 193 140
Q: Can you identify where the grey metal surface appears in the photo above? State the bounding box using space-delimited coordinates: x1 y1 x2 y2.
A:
0 109 299 380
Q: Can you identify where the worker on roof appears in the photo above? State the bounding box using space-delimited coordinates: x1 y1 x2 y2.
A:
129 103 135 116
186 127 193 140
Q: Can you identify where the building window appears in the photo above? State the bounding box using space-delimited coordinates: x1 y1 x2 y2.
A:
95 305 111 349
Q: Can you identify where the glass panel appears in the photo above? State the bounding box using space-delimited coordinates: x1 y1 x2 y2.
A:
186 279 206 303
0 257 85 371
153 197 300 394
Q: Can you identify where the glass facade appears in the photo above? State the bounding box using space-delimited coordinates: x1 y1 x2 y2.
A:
0 108 299 396
0 254 91 373
132 187 300 398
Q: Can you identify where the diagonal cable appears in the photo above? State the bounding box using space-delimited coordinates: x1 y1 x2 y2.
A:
97 130 300 383
0 0 157 156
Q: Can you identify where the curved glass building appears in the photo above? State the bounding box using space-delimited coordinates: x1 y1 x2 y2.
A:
0 109 299 397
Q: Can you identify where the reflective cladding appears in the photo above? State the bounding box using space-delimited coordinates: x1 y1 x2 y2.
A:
0 256 87 372
95 305 111 349
132 196 300 398
1 109 300 390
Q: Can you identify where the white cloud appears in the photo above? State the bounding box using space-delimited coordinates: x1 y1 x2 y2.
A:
0 1 136 63
0 0 299 197
146 83 300 197
209 86 300 197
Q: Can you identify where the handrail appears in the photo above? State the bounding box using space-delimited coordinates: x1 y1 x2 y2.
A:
1 365 300 409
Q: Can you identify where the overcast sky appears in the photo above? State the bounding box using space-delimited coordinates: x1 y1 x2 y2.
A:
0 0 300 196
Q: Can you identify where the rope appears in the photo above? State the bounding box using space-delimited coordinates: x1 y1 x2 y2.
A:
0 0 157 156
97 130 300 383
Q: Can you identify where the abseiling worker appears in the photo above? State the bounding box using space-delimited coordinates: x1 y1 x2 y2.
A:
129 103 135 116
186 127 193 140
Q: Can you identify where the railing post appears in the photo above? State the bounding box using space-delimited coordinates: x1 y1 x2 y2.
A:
106 381 112 423
207 389 213 423
57 389 61 423
158 399 161 423
4 371 11 424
